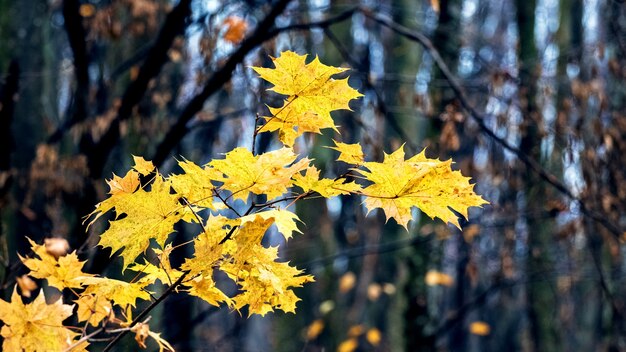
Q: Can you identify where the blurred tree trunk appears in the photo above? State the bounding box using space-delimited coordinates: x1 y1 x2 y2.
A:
9 0 50 259
516 0 560 351
372 2 431 352
428 1 468 351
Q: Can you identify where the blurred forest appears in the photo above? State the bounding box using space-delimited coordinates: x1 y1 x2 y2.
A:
1 0 626 351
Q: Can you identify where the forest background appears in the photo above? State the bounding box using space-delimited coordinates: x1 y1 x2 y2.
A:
0 0 625 351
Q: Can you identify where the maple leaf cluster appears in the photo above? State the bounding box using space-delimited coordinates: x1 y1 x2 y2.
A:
0 51 487 351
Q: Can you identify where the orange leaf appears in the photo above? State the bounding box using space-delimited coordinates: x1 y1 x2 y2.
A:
424 270 454 287
222 16 248 44
469 321 491 336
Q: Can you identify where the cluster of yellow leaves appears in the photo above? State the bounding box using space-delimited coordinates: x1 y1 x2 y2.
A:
87 154 315 316
82 51 484 318
0 51 488 351
0 236 172 351
0 289 87 352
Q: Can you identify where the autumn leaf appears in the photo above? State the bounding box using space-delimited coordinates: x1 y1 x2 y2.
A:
20 238 93 290
169 158 221 209
79 276 151 308
105 169 140 197
253 51 362 146
128 245 184 286
239 208 302 240
329 140 365 165
258 101 327 147
89 172 194 270
187 274 232 307
130 322 174 352
76 294 113 327
43 237 70 257
0 288 86 352
132 155 155 176
355 145 487 229
181 215 235 277
209 147 308 201
222 16 248 44
16 275 36 298
222 216 314 316
293 165 361 198
424 270 454 286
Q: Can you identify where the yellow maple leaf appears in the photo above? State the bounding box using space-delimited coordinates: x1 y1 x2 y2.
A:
105 169 140 197
293 165 362 198
209 147 308 201
132 155 155 176
181 215 235 277
221 216 314 316
329 140 365 164
128 245 184 286
76 294 113 327
258 101 328 147
89 172 194 270
0 288 85 352
79 276 150 308
187 274 232 307
20 238 93 290
356 145 488 229
85 168 141 229
239 208 302 240
252 51 362 146
169 159 221 209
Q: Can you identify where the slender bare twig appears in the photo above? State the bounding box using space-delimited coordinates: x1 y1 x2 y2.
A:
64 326 105 352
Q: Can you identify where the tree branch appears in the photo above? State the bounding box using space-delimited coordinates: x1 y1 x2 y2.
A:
102 272 188 352
84 0 193 177
0 60 19 173
151 3 360 166
47 0 91 144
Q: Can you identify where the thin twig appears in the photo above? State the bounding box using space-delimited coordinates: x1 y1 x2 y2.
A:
102 275 187 351
64 326 105 352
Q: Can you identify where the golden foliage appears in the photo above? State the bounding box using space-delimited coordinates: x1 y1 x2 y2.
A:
0 289 86 352
356 146 488 229
4 51 488 350
253 51 363 146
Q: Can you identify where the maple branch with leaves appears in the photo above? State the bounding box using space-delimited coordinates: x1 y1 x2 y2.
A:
0 51 487 351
